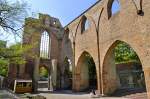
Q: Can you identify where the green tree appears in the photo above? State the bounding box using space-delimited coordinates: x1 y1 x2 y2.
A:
39 67 48 78
0 0 28 36
0 0 29 77
0 42 32 77
115 42 140 63
0 58 8 76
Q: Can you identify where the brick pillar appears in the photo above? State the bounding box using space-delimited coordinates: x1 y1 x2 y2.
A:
73 74 81 91
143 67 150 98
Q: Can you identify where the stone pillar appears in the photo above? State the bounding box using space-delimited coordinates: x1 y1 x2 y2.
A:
33 57 40 93
51 59 57 90
143 67 150 99
48 64 51 90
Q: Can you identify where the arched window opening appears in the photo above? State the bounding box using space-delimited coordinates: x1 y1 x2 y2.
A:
64 28 69 42
38 65 49 92
112 0 120 15
40 31 50 59
65 28 69 36
81 16 90 33
39 66 48 81
108 0 120 19
103 40 146 96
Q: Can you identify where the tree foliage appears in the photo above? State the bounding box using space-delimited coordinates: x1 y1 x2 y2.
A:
115 42 140 63
39 67 48 78
0 0 28 36
0 58 8 76
0 41 32 77
0 0 29 76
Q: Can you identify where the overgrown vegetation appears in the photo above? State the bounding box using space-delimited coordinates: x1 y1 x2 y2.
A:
0 0 29 76
115 42 140 64
0 41 32 77
39 67 48 78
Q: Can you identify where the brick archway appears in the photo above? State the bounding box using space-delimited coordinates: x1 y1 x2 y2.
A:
102 40 147 95
73 51 98 91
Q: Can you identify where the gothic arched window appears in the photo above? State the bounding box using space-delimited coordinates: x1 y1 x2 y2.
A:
108 0 120 19
112 0 120 15
81 16 90 33
40 31 50 59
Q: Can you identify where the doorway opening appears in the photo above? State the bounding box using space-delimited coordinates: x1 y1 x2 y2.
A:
75 51 97 91
38 65 49 92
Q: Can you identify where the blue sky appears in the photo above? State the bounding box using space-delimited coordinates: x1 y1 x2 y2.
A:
28 0 98 26
28 0 120 26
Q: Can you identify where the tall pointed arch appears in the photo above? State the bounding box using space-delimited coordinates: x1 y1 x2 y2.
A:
102 40 146 95
74 51 97 91
40 31 50 59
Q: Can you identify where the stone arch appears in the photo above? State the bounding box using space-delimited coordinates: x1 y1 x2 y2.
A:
39 64 49 70
107 0 120 19
74 51 98 91
102 40 147 95
74 15 97 41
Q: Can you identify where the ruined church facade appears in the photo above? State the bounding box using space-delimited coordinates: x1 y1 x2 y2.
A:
7 0 150 98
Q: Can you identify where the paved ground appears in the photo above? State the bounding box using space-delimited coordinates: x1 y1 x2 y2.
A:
40 93 127 99
0 90 18 99
38 91 147 99
0 89 147 99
